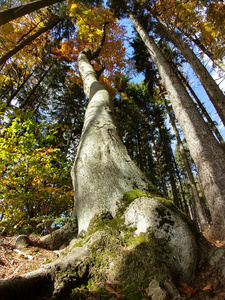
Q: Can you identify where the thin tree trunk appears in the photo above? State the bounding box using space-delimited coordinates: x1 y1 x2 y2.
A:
72 48 149 233
2 65 53 131
154 14 225 126
4 72 33 109
32 83 51 113
184 33 225 72
64 114 79 157
20 64 53 110
130 13 225 240
157 122 180 208
171 151 187 213
164 98 208 231
0 0 64 26
177 70 225 148
0 17 62 66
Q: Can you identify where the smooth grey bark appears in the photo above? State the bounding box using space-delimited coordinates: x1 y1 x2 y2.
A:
130 13 225 240
71 49 149 234
154 15 225 126
0 0 64 26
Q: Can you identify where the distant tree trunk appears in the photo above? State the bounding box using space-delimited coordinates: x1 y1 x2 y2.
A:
157 122 180 208
71 48 149 233
20 64 53 109
4 72 33 109
0 0 64 26
164 97 208 231
153 14 225 126
177 70 225 148
32 83 51 113
171 151 188 214
184 33 225 72
130 13 225 240
0 17 62 66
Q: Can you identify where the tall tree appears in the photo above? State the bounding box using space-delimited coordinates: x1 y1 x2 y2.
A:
72 46 149 233
150 12 225 126
164 97 208 230
129 12 225 240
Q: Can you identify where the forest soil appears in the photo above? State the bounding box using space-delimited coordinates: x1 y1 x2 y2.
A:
0 233 225 299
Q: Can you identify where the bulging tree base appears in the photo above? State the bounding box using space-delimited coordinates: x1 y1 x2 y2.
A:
1 193 221 300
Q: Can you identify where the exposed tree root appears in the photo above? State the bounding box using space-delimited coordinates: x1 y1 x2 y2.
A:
0 246 90 299
39 220 78 250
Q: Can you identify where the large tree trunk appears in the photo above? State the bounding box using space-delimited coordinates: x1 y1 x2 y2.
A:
154 14 225 126
0 0 64 26
71 48 149 234
129 13 225 240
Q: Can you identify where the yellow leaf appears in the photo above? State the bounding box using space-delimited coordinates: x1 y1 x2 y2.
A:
202 284 212 291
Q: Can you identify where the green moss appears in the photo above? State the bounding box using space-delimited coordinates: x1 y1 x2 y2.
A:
118 233 174 292
86 212 117 236
148 183 164 197
123 232 146 247
66 190 199 299
73 240 83 248
122 189 149 205
44 259 52 264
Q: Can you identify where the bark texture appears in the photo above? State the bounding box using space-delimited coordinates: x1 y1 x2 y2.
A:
0 0 64 26
154 15 225 126
71 49 149 234
130 13 225 240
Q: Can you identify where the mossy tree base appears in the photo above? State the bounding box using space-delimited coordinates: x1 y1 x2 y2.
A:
0 192 221 299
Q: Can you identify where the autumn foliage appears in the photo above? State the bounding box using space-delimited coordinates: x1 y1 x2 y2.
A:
52 2 133 94
0 111 73 234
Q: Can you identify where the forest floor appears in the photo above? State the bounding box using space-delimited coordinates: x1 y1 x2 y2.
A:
1 234 225 299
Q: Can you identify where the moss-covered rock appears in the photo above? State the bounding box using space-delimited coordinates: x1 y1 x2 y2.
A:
123 196 198 283
58 192 199 299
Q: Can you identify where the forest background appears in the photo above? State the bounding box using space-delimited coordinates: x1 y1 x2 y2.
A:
1 0 225 298
0 0 225 244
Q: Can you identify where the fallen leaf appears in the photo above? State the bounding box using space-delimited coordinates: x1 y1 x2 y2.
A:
17 254 24 258
178 282 198 297
202 284 212 291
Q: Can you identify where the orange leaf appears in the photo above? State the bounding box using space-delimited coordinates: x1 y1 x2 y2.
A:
17 253 24 257
202 284 212 291
178 282 198 297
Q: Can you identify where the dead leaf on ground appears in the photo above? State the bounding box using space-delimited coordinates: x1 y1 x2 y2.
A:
178 282 198 297
202 284 212 291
